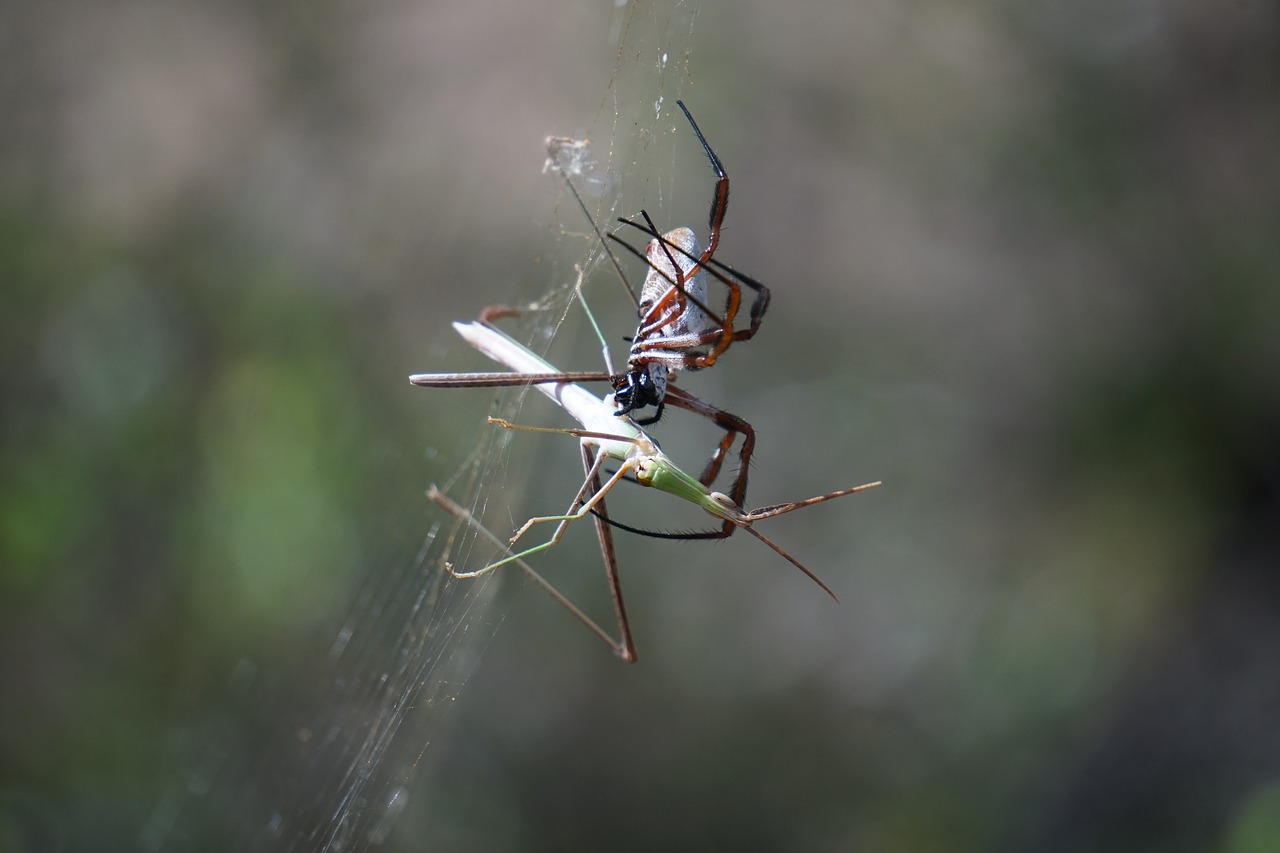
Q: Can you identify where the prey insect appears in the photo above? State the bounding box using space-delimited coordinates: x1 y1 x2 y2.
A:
414 319 879 662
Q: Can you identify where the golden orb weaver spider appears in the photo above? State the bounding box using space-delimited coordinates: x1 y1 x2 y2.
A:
605 100 770 428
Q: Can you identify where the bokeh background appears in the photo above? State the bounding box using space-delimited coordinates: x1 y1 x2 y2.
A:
3 0 1279 850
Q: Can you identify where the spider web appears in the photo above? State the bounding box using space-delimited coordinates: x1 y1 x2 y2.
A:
146 3 702 850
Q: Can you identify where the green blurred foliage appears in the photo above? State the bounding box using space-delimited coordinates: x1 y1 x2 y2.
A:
2 0 1279 851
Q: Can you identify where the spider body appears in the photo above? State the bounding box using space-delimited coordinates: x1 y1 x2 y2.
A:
612 226 712 422
607 103 768 427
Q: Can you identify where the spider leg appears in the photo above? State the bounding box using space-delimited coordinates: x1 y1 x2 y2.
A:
592 385 754 543
632 260 771 371
646 230 774 346
677 100 729 266
613 219 772 372
713 264 770 345
610 220 725 332
662 385 754 531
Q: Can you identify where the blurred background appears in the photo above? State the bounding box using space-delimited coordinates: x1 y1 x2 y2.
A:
3 0 1280 850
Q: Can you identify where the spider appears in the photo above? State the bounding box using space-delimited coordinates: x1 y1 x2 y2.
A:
421 102 780 537
603 100 771 426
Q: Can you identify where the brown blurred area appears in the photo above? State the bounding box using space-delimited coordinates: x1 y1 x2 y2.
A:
2 0 1279 850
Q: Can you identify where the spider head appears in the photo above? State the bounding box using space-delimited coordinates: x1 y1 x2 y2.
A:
612 364 667 421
